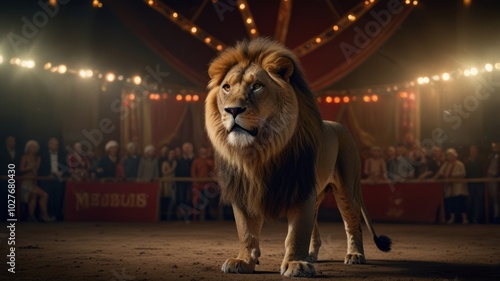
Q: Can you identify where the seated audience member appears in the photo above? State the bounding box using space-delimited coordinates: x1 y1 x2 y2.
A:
137 145 158 182
175 142 195 217
465 145 485 223
39 137 67 179
191 146 215 220
122 142 141 180
88 150 99 179
364 146 387 181
96 140 119 179
394 143 414 179
359 146 372 179
0 136 21 175
161 150 177 220
20 140 56 222
434 148 469 224
487 142 500 224
67 142 90 181
158 144 169 176
174 146 182 160
409 143 427 178
420 146 444 179
385 146 399 180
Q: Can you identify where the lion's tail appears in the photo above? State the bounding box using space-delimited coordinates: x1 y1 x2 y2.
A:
332 122 392 252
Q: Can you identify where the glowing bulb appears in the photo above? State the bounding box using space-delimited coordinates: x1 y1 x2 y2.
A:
204 37 211 44
413 0 418 5
190 27 197 34
129 94 135 101
79 69 87 78
332 25 339 31
185 94 192 102
405 0 410 4
193 95 199 102
117 75 124 81
399 92 408 98
86 69 93 78
432 75 440 81
442 72 450 81
325 96 333 103
423 77 430 83
239 3 245 9
417 77 424 84
315 37 322 44
176 94 183 101
464 69 471 77
485 63 493 72
343 96 350 103
470 67 478 76
371 95 379 102
172 12 178 18
58 65 67 74
44 62 52 70
348 14 356 21
216 45 223 51
148 0 154 5
246 18 252 24
106 72 116 82
133 75 142 85
363 95 371 102
23 60 35 68
250 28 256 35
10 58 21 65
495 63 500 70
333 97 341 103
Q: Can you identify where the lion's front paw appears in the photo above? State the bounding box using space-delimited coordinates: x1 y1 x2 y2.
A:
344 253 366 264
281 261 316 278
221 258 255 274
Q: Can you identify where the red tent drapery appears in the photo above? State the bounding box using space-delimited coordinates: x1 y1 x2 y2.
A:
106 0 414 91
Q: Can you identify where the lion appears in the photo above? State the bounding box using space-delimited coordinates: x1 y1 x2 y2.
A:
205 38 391 278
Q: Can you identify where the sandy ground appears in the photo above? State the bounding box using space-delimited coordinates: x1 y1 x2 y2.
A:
1 221 499 281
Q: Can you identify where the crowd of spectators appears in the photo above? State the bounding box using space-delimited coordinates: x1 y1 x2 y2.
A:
0 136 217 222
361 142 500 224
2 135 499 224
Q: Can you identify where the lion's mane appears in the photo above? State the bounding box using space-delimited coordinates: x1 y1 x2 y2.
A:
205 38 323 218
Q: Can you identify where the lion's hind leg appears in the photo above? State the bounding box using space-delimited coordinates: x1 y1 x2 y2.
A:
332 184 366 264
307 190 327 263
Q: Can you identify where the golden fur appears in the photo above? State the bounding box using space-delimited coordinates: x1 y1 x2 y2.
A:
205 38 391 278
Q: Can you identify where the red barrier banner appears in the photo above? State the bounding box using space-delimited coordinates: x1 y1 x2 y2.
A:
321 182 444 223
64 182 160 222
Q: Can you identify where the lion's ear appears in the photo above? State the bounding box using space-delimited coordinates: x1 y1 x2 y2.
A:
266 56 294 81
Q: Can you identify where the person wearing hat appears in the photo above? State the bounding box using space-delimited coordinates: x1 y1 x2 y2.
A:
96 140 119 179
122 142 141 180
433 148 469 224
137 145 159 182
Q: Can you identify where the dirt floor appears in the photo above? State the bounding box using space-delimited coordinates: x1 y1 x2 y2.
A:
1 221 499 281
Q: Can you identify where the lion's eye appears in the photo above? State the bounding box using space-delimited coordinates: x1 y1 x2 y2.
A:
252 83 263 91
222 84 231 93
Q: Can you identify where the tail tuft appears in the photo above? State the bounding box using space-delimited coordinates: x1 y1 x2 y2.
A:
374 235 392 252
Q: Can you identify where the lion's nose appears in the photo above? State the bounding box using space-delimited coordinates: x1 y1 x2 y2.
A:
224 107 246 118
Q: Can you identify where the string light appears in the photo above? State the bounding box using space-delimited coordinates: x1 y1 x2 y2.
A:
315 37 322 44
204 37 211 44
193 95 199 102
176 94 183 101
485 63 493 72
239 3 245 10
343 96 350 103
334 97 341 103
246 18 252 24
332 25 339 31
185 94 192 102
250 29 257 35
172 12 178 18
190 27 197 34
347 14 356 21
133 75 142 85
470 67 478 76
371 95 379 102
363 95 371 102
325 96 333 103
57 65 67 74
441 72 450 81
106 72 116 82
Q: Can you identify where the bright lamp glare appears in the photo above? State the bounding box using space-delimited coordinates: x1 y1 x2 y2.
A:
133 75 142 85
485 63 493 72
106 73 115 82
58 65 67 74
441 72 450 81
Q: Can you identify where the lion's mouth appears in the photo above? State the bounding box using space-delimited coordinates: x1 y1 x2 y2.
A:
230 123 258 137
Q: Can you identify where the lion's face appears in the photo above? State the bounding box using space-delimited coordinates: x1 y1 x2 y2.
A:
206 61 299 164
217 64 298 148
